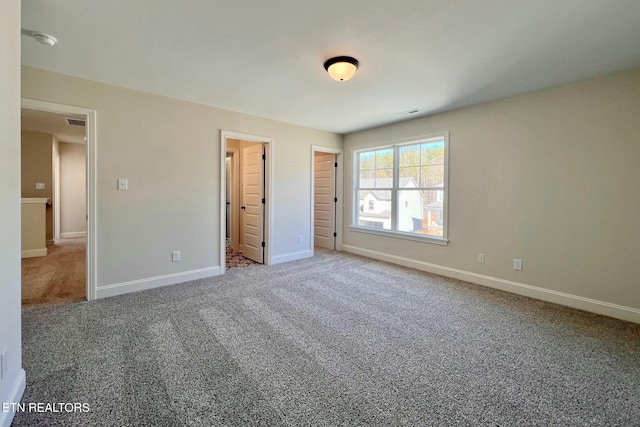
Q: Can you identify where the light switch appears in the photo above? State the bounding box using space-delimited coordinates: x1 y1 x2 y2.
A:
36 183 45 190
117 178 128 190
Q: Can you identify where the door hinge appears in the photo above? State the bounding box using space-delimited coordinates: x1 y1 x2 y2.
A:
261 241 265 248
334 162 338 168
334 197 338 203
262 154 266 160
333 232 337 237
262 198 265 204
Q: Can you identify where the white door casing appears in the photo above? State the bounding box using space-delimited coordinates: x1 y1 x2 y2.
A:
220 130 272 274
21 98 97 301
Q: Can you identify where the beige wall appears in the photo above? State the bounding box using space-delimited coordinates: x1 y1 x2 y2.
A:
0 0 25 421
22 67 342 294
21 130 54 240
59 142 86 236
343 68 640 317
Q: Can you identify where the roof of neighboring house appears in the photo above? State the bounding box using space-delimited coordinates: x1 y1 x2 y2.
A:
364 190 391 201
359 177 417 201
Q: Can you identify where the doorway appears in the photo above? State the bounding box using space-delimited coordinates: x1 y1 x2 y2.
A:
220 131 272 273
311 146 342 254
21 99 97 302
225 143 260 269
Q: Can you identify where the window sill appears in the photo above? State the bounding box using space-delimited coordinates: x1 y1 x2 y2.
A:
349 226 449 246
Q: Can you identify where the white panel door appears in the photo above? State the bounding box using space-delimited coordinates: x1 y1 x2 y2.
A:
314 152 336 250
241 144 264 263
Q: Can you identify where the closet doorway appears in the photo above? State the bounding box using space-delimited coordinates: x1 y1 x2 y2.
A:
220 131 272 272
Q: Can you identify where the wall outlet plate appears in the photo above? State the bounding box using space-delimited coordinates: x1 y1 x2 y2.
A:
36 183 45 189
477 253 485 263
514 258 523 271
172 251 181 262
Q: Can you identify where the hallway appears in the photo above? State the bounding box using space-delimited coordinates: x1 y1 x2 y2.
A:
22 237 85 306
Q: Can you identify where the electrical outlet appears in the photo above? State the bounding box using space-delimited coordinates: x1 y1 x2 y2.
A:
117 178 128 190
477 253 485 263
36 183 45 190
514 258 523 271
172 251 181 262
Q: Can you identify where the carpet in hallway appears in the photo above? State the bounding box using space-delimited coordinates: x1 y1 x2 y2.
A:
21 237 86 306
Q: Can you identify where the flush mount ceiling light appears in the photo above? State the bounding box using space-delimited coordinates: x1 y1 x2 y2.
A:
323 56 359 82
21 29 58 47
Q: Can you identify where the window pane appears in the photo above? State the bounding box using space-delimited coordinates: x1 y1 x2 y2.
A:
397 190 444 237
421 141 445 166
401 140 445 187
359 149 393 188
375 148 393 169
374 168 394 187
399 145 420 167
357 190 391 230
359 151 376 171
359 171 394 188
399 167 419 188
420 165 444 188
359 170 374 185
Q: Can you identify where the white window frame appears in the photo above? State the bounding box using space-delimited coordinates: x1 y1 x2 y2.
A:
351 132 449 245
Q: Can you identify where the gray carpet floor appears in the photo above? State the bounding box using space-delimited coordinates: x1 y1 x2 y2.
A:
14 250 640 426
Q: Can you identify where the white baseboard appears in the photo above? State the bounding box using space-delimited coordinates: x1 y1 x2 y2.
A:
96 267 221 299
342 245 640 324
0 369 26 427
60 231 86 239
21 248 47 258
271 250 312 265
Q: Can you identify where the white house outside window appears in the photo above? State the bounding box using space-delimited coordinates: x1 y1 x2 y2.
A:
353 132 449 243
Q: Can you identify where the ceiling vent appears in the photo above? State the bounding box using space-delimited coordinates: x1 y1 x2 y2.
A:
66 118 86 127
396 108 421 116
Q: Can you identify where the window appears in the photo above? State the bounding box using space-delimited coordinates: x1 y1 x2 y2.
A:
353 132 448 243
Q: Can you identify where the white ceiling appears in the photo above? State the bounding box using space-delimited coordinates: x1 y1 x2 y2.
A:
21 109 86 144
21 0 640 134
